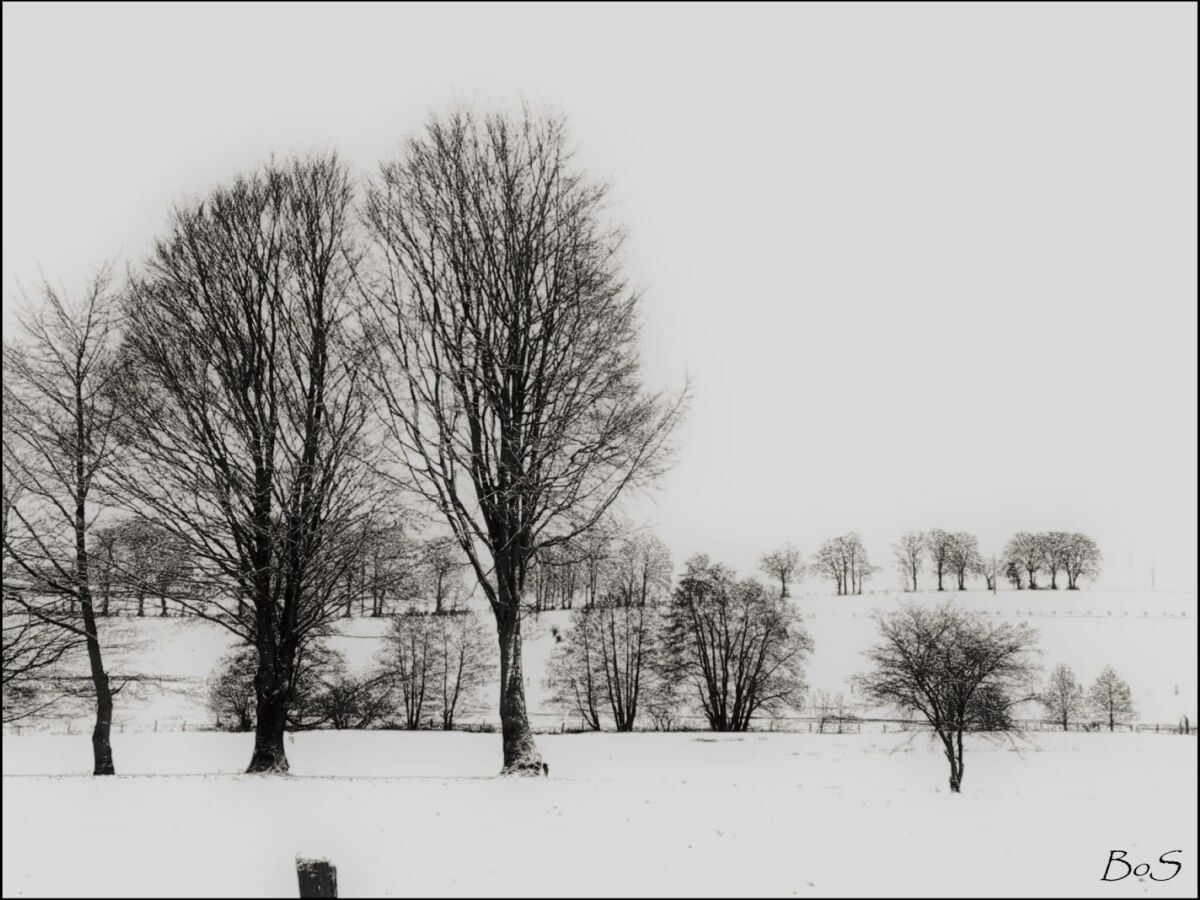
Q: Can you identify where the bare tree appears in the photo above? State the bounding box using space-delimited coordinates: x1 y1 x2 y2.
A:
1040 531 1071 590
1040 663 1085 730
813 690 850 734
809 534 871 596
893 531 924 592
1064 533 1101 589
112 155 373 773
1005 532 1045 590
311 669 394 730
759 544 802 599
421 538 471 615
383 612 439 729
604 530 673 608
2 268 123 773
1004 560 1024 590
362 108 686 773
810 539 846 595
433 610 494 729
3 439 81 722
855 603 1039 792
206 647 258 732
844 533 876 595
972 554 998 592
947 532 980 591
662 555 813 731
925 528 954 592
545 609 605 730
577 519 618 611
1088 665 1135 732
547 600 660 731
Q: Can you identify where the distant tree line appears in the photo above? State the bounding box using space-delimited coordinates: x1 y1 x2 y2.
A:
890 529 1100 593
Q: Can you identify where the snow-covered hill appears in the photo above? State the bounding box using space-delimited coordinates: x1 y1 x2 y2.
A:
15 589 1195 733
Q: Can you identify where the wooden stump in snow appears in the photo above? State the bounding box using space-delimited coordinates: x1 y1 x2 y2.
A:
296 857 337 898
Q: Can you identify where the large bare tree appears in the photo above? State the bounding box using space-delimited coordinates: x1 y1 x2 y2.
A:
362 108 686 774
112 154 374 772
2 269 123 772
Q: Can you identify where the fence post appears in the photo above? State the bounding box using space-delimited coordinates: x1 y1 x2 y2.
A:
296 857 337 898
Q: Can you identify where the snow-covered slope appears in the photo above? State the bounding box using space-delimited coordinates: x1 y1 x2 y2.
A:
18 589 1196 733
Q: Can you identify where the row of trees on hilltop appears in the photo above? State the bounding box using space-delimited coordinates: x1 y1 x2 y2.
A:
754 528 1102 598
1003 532 1101 590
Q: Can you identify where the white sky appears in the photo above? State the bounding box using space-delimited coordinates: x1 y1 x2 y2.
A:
3 2 1196 590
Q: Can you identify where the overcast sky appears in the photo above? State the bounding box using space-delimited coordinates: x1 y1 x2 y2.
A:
3 2 1196 591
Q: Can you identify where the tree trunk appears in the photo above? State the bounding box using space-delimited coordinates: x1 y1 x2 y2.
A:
247 647 291 773
936 569 944 591
81 601 115 775
248 691 289 773
943 732 962 792
496 606 544 775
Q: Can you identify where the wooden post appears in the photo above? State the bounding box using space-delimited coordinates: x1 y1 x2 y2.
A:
297 857 337 898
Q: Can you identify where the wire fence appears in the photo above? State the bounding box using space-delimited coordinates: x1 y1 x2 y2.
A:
6 714 1194 738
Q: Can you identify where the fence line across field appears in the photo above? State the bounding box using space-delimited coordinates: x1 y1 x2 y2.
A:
7 715 1193 737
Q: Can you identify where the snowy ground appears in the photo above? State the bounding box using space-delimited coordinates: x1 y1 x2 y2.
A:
15 589 1195 734
3 730 1196 897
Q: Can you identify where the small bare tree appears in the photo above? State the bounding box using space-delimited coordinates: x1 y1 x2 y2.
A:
604 530 673 608
594 601 658 730
1040 663 1085 730
1005 532 1045 590
855 603 1039 792
946 532 980 591
893 531 924 592
362 108 686 773
545 609 605 731
1064 533 1101 589
2 268 123 773
433 610 494 729
1040 532 1072 590
1087 666 1134 732
759 544 802 599
421 538 471 615
925 529 954 592
383 611 439 730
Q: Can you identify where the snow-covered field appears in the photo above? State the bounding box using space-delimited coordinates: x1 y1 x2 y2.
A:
16 589 1195 734
2 730 1196 897
4 591 1196 896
